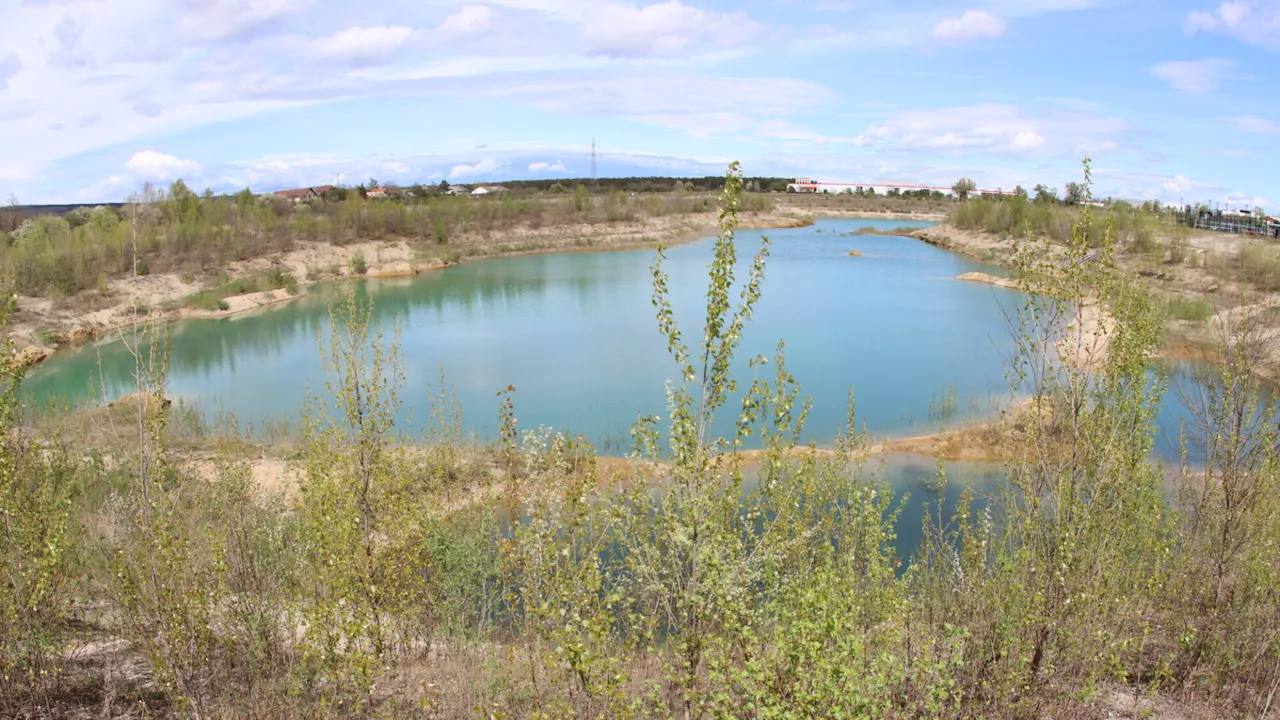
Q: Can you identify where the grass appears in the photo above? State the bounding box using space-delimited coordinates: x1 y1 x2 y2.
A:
0 184 781 300
349 251 368 276
1166 296 1213 322
844 225 924 237
1240 243 1280 290
37 329 67 346
7 165 1280 720
182 269 299 311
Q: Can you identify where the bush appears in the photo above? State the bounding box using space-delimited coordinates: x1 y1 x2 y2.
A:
36 329 66 346
1169 231 1191 264
64 207 93 229
264 268 296 294
0 300 76 712
349 251 368 276
1240 243 1280 290
1167 296 1212 322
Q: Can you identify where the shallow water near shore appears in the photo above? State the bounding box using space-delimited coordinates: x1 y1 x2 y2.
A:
21 217 1228 466
23 218 1021 442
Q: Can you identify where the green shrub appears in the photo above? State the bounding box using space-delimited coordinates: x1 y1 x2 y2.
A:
264 267 297 294
1168 232 1191 264
1166 296 1212 322
36 329 66 347
0 298 76 712
349 251 367 276
1240 243 1280 289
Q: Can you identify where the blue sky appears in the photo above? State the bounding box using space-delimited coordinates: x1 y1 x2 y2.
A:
0 0 1277 207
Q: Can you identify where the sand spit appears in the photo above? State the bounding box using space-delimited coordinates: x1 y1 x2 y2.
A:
955 271 1021 290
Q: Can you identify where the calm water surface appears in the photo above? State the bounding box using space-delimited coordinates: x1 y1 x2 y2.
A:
25 218 1030 446
25 217 1246 558
24 218 1219 462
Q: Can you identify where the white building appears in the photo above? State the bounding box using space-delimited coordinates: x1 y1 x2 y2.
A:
785 179 1016 198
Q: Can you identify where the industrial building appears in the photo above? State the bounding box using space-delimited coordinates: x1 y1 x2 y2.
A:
785 178 1017 198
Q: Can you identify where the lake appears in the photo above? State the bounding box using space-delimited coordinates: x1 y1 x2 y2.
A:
24 217 1212 463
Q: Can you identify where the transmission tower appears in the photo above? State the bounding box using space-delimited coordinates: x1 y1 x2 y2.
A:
589 138 598 185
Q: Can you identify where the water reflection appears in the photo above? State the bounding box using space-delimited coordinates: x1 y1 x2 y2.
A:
25 218 1213 457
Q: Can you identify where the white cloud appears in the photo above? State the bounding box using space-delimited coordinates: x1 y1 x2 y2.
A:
74 174 133 202
449 158 504 179
1185 1 1280 49
753 120 853 145
1222 191 1271 209
124 150 202 181
932 11 1007 45
1011 130 1045 148
1147 58 1241 92
312 26 415 65
437 5 497 39
1223 115 1280 134
529 159 567 172
581 1 763 57
1163 174 1193 192
853 103 1132 157
179 0 317 43
483 74 831 120
1091 168 1271 207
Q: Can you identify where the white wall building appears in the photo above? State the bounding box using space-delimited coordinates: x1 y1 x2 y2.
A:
785 179 1017 198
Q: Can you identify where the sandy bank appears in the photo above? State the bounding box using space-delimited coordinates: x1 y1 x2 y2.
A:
951 271 1111 370
8 209 822 369
911 224 1013 259
955 271 1021 290
917 221 1280 382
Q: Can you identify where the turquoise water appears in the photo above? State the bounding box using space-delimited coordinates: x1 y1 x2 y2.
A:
24 218 1026 447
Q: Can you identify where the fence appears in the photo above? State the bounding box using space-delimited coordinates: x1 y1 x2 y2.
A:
1172 209 1280 239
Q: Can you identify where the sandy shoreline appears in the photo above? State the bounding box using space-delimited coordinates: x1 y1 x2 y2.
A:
7 209 832 368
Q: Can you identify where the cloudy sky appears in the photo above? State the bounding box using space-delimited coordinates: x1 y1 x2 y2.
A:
0 0 1277 206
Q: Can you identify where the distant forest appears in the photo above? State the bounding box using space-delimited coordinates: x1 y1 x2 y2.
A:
1 176 795 226
482 176 794 193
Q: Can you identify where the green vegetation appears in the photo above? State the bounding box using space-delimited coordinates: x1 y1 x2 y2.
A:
1239 242 1280 290
0 179 775 300
2 162 1278 717
0 293 76 713
1169 224 1192 264
1166 295 1213 322
952 193 1176 251
183 268 298 310
846 225 927 237
928 381 961 421
348 250 368 276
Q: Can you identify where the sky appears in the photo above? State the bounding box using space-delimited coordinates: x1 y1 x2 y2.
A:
0 0 1277 207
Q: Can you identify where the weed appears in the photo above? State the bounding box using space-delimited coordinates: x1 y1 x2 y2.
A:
1166 296 1213 322
36 329 66 347
349 251 368 276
